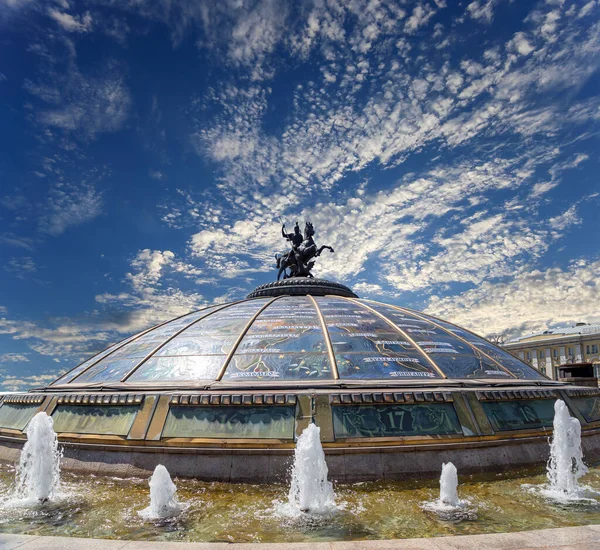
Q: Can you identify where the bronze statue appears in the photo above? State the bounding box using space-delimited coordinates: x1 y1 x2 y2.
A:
275 221 334 280
282 222 303 250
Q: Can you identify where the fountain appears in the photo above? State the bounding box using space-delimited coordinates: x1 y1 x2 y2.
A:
539 399 595 502
14 412 61 504
421 462 474 520
286 423 336 515
138 464 181 519
440 462 460 506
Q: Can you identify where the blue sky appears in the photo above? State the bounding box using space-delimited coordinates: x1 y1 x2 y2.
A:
0 0 599 391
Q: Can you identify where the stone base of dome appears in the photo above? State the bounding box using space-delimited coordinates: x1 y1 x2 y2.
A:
246 278 358 299
2 429 600 482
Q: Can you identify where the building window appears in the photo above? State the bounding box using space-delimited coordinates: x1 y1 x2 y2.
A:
586 345 590 354
538 350 544 359
526 351 532 361
593 345 599 354
567 347 574 358
539 367 546 375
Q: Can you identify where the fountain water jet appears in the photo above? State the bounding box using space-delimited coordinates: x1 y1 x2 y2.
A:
287 423 336 515
440 462 459 506
421 462 474 520
538 399 596 502
138 464 181 519
15 412 61 504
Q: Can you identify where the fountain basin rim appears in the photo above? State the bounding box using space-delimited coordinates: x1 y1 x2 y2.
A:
1 525 600 549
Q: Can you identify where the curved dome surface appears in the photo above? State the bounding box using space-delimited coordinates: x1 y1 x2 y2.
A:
51 295 545 387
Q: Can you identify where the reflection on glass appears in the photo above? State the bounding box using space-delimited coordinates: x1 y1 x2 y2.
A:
68 308 221 384
155 334 238 356
336 353 439 379
128 355 225 382
163 406 295 439
185 300 269 335
51 405 139 435
571 397 600 423
224 353 332 380
363 302 517 379
482 399 556 431
332 404 462 437
70 358 142 384
52 336 138 385
330 332 414 354
431 354 512 379
0 403 39 430
415 312 547 380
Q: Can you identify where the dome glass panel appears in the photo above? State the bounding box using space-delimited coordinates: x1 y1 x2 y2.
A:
314 297 441 380
417 314 546 380
363 302 519 379
69 307 222 384
223 296 333 381
128 299 270 383
52 332 142 385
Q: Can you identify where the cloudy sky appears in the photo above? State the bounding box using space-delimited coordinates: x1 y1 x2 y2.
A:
0 0 599 391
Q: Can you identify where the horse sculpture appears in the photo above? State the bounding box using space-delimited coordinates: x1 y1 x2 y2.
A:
276 221 334 280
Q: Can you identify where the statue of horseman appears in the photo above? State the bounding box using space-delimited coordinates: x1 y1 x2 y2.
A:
275 220 334 280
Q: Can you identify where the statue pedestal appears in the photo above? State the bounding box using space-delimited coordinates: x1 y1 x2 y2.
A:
246 278 358 299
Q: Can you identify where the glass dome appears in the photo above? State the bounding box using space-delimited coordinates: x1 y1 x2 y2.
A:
51 295 545 387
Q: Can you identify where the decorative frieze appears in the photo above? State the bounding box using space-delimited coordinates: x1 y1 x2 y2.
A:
2 394 45 405
169 394 297 406
476 389 559 401
330 391 453 405
56 394 144 405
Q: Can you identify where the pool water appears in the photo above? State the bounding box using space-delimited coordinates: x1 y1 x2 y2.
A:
1 464 600 543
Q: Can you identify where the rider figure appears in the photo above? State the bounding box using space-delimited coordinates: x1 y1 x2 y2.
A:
282 222 303 250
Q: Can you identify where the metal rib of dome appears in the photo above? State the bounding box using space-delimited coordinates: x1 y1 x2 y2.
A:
50 295 546 388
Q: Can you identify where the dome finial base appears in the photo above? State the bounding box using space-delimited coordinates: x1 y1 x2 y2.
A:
246 278 358 299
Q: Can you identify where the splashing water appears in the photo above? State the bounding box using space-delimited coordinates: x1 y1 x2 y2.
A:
534 399 598 503
440 462 459 506
138 465 181 519
285 423 337 516
421 462 475 520
14 412 61 504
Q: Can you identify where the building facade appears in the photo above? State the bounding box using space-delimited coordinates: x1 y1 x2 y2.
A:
503 323 600 381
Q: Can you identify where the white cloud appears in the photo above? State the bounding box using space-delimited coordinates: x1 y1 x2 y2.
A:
578 1 597 19
0 353 30 363
0 233 34 250
0 373 59 392
37 74 130 137
126 249 176 292
48 9 92 32
39 183 103 236
404 3 436 34
25 39 131 139
426 259 600 339
507 32 535 56
549 205 581 231
467 0 499 23
353 282 384 296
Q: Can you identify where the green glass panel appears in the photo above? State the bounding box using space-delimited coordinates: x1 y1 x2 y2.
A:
482 399 555 431
571 396 600 423
0 403 39 430
332 403 462 438
163 406 295 439
51 405 139 435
